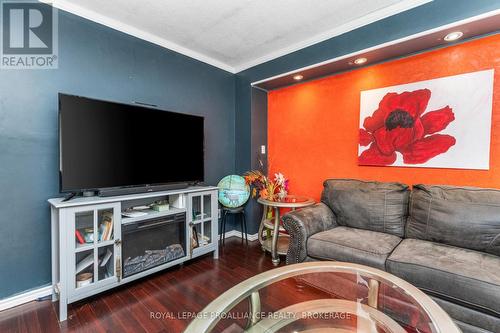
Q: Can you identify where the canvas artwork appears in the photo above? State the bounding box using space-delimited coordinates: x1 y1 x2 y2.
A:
358 69 494 170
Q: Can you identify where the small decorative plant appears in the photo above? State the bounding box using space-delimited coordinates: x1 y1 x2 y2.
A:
244 170 289 202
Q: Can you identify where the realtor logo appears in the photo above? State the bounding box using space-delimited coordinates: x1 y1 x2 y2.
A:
1 0 58 69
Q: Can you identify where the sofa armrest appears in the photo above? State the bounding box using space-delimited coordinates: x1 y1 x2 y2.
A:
282 202 337 264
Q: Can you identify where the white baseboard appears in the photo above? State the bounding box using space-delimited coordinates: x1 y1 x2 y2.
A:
0 285 52 312
220 230 258 242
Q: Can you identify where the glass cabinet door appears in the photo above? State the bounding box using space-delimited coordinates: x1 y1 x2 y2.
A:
189 192 215 253
70 203 121 294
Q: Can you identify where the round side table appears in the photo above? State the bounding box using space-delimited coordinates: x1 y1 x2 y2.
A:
257 195 314 266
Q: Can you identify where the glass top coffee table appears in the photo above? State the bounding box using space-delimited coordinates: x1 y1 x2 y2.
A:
184 262 460 333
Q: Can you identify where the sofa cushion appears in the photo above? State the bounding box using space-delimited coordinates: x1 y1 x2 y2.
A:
307 226 402 270
386 239 500 316
321 179 409 237
407 184 500 256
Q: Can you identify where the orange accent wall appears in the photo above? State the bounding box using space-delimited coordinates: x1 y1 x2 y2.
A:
268 34 500 201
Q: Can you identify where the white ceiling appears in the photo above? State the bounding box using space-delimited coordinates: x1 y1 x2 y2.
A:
50 0 431 73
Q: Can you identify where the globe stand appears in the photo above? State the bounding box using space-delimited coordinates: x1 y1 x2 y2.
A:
220 206 248 246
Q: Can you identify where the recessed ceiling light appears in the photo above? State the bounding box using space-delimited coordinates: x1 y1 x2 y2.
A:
444 31 463 42
353 57 367 65
293 74 303 81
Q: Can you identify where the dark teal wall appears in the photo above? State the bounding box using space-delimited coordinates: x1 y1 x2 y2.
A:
0 6 235 299
235 0 500 234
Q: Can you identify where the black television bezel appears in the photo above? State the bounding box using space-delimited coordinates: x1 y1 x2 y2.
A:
58 93 205 194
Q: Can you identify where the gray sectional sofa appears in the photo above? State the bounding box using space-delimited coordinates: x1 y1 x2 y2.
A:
282 179 500 333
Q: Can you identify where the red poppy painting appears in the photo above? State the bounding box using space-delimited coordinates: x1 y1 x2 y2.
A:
358 70 494 170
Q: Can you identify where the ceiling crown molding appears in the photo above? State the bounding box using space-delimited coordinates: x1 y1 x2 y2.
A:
48 0 236 73
45 0 431 74
232 0 432 72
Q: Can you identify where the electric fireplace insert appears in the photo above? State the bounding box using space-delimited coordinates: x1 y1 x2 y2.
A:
121 213 186 278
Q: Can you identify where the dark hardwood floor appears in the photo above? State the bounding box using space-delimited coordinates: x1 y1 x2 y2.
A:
0 238 331 333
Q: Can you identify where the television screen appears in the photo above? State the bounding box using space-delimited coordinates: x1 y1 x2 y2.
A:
59 94 204 192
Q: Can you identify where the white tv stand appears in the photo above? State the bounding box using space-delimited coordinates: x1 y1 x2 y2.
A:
48 186 219 321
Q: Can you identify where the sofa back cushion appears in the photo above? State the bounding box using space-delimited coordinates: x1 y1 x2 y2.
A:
321 179 409 237
407 184 500 256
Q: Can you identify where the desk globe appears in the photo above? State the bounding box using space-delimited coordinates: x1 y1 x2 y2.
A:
217 175 250 208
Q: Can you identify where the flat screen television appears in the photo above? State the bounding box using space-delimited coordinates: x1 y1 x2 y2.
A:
59 93 204 195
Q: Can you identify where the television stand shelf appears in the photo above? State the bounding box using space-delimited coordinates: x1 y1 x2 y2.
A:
49 186 218 322
121 206 186 224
